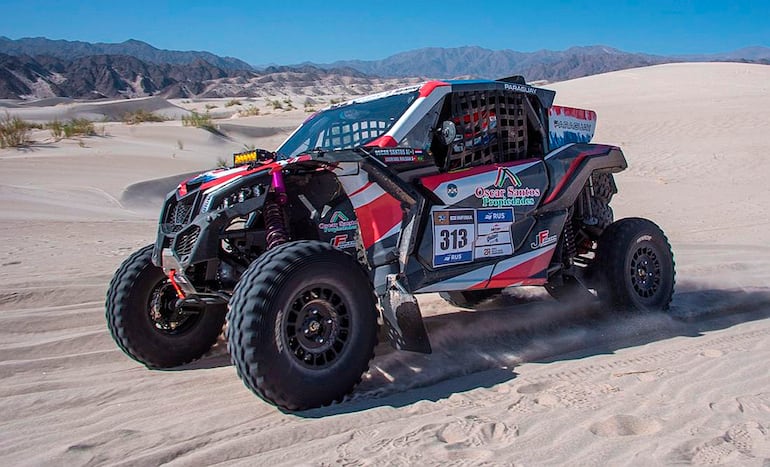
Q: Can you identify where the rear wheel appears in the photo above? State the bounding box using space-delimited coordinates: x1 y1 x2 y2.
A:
227 240 377 411
588 172 616 230
105 245 226 368
595 218 675 310
439 289 503 309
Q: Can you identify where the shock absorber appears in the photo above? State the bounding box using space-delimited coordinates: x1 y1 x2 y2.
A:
264 169 289 250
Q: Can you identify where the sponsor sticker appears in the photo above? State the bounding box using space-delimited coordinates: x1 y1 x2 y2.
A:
531 229 558 249
319 210 358 233
432 207 515 267
432 209 475 267
373 148 425 164
330 234 356 250
472 167 541 208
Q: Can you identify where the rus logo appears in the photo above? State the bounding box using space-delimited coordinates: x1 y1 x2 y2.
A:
447 183 458 198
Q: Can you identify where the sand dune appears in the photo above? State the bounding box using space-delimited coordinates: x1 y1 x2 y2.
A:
1 63 769 465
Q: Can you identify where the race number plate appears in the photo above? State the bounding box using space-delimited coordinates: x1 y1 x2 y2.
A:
432 209 475 267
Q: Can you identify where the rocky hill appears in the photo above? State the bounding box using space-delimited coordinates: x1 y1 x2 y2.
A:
0 53 414 100
1 37 768 100
0 36 253 71
317 45 770 80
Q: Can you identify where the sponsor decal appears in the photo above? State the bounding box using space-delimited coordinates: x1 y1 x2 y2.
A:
475 208 514 256
319 210 358 233
432 207 515 267
476 244 513 258
494 167 522 188
531 229 558 249
503 83 537 94
373 147 425 164
432 209 475 267
330 234 356 249
473 167 540 208
447 183 458 198
548 105 597 149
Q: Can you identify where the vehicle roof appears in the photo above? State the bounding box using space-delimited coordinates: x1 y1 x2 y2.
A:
421 78 555 108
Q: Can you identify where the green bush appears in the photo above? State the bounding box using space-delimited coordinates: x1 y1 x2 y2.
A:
122 109 166 125
182 111 213 128
0 112 33 148
63 118 95 138
282 98 296 110
46 118 96 140
237 105 260 117
47 119 64 140
182 111 221 135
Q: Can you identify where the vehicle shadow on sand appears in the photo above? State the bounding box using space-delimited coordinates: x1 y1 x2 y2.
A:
168 284 770 415
296 284 770 418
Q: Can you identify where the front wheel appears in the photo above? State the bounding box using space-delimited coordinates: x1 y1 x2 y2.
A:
227 240 378 411
105 245 226 368
595 218 675 311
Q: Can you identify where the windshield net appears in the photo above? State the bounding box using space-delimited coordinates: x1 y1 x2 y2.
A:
276 90 419 158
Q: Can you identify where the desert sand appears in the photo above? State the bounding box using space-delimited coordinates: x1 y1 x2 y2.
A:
1 62 769 466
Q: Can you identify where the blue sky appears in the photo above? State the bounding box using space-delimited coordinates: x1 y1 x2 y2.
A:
1 0 768 65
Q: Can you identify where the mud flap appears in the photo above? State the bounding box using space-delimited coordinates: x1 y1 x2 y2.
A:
380 274 432 353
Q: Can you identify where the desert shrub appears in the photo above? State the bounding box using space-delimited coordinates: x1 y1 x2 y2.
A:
182 111 221 135
0 112 33 148
122 109 166 125
62 118 95 138
238 105 260 117
269 99 283 110
47 119 64 140
182 111 213 129
205 103 218 110
330 98 344 105
282 98 295 110
225 99 242 107
47 118 96 140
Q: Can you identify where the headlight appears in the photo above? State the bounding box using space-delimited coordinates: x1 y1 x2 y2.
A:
206 185 265 212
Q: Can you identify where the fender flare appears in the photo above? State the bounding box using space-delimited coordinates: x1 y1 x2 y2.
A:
538 143 627 212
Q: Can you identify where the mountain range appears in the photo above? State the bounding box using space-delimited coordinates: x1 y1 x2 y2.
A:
0 36 252 70
315 45 770 80
0 37 768 100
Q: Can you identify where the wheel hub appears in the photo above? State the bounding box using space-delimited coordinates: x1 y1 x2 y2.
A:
149 281 191 333
284 286 350 368
297 303 336 352
630 246 661 299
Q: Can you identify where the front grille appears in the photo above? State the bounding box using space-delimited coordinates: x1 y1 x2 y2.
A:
162 195 197 233
175 226 200 256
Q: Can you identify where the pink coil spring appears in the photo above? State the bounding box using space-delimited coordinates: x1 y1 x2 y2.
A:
264 169 289 250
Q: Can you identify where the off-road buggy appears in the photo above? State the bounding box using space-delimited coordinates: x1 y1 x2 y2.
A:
106 77 675 410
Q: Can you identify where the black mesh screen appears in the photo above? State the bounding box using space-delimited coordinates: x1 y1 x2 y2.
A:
447 91 528 170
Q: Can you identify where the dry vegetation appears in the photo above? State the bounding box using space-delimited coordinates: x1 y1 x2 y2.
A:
122 109 166 125
0 112 35 148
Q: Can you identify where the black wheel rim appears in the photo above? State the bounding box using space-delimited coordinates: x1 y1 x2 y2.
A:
284 285 350 369
147 280 197 334
629 244 662 300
